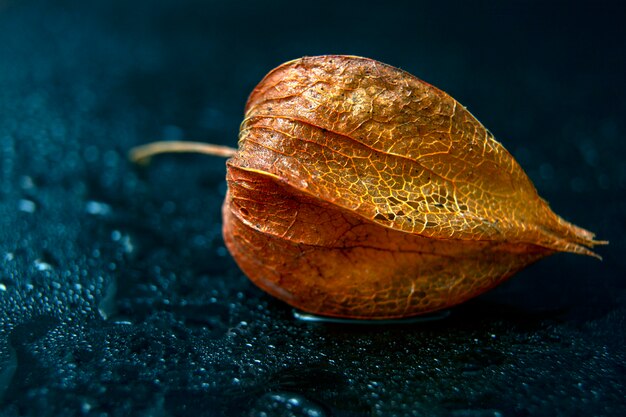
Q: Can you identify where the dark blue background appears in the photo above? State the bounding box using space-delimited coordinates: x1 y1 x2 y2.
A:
1 0 624 416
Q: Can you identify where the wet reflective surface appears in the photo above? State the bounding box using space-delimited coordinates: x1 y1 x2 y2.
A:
0 1 625 416
293 310 452 324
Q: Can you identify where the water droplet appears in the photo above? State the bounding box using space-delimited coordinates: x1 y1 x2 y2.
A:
34 259 53 271
18 199 36 213
80 400 93 413
251 392 327 417
120 235 134 254
85 200 111 216
19 176 35 190
97 278 117 320
110 230 133 253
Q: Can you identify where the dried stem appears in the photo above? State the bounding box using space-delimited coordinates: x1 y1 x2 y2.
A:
129 141 237 165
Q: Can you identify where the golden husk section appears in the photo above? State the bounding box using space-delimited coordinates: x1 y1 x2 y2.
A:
234 55 600 256
224 165 548 318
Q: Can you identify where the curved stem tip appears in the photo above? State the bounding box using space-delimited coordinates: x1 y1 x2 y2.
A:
129 141 237 165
